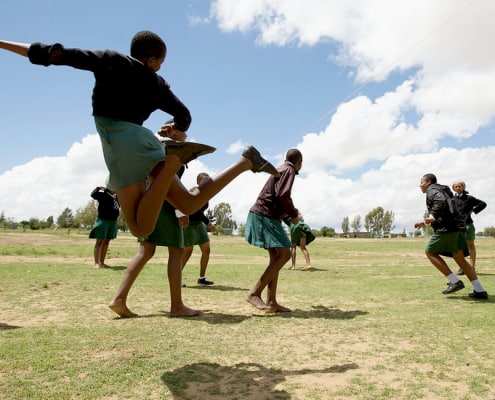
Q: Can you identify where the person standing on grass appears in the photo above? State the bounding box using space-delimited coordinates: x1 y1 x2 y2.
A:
414 173 488 300
181 173 216 287
451 180 487 276
286 216 315 271
245 149 303 313
109 160 200 318
89 186 120 269
109 196 198 318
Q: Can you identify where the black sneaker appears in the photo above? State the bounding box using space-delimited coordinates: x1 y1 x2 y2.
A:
468 291 488 300
442 280 465 294
197 277 214 285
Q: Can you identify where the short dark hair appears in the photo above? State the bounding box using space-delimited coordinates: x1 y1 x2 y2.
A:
286 149 302 164
422 173 437 184
130 30 166 60
196 172 210 184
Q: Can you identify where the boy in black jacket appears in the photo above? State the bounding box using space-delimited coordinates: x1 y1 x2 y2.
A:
414 174 488 299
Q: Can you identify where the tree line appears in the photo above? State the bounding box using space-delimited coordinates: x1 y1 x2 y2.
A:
2 203 495 238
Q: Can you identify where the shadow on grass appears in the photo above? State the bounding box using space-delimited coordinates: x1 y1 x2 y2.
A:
285 267 329 272
259 305 369 320
110 305 367 324
0 322 21 330
102 265 127 271
162 361 358 399
446 296 494 304
186 285 248 292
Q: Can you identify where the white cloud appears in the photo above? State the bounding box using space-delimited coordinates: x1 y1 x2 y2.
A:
226 139 249 154
0 134 107 221
1 136 493 234
211 0 495 139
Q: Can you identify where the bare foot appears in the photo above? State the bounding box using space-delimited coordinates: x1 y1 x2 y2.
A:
246 294 269 310
169 305 201 317
108 299 138 318
300 266 312 271
94 263 102 269
265 303 292 313
288 266 296 270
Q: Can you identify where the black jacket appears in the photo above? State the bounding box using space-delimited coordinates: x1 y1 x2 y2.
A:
425 184 465 233
452 191 487 225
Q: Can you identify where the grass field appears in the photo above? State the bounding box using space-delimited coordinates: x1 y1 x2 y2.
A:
0 230 494 399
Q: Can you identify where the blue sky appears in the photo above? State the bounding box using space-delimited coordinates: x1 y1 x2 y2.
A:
1 0 494 233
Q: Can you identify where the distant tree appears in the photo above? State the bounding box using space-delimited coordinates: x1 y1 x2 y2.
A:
320 226 336 237
484 226 495 238
237 223 246 237
383 211 395 236
74 201 97 229
365 207 383 237
212 202 237 230
311 229 322 237
364 206 394 238
0 211 5 225
351 215 361 233
29 218 41 230
20 220 29 232
117 213 128 232
341 217 350 236
57 207 74 229
46 215 54 228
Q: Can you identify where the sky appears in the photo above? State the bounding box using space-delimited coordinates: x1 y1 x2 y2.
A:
0 0 494 234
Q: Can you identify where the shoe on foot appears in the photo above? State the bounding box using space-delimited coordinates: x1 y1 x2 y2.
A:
468 290 488 300
242 145 280 177
197 277 214 285
442 280 465 294
163 140 216 164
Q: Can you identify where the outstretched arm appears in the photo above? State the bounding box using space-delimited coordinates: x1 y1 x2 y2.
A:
0 40 30 57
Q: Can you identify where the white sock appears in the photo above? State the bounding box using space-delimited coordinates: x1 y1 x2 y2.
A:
447 273 460 284
471 279 485 292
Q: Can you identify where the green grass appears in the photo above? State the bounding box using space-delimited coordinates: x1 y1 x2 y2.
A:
1 231 494 399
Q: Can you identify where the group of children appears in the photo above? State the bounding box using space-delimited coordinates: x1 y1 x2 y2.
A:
0 31 310 317
2 31 487 322
415 175 488 299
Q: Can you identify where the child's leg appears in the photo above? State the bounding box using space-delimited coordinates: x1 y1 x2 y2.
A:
247 247 291 311
168 247 200 317
181 245 194 271
167 146 276 214
467 240 476 268
289 244 296 269
99 239 111 266
265 248 292 312
166 159 251 214
94 239 104 267
117 157 183 238
452 250 478 282
198 241 211 278
299 237 312 271
109 241 156 318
